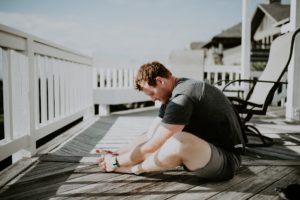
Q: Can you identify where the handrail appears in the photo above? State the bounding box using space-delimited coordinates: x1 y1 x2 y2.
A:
0 24 94 163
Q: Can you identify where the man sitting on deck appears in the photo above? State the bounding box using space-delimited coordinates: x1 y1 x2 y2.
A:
98 61 245 181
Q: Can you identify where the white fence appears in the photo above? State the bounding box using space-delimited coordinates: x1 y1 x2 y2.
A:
0 24 94 163
93 65 287 116
94 68 149 115
204 65 287 106
0 22 289 164
204 65 242 91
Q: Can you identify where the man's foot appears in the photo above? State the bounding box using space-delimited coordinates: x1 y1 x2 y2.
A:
96 149 118 156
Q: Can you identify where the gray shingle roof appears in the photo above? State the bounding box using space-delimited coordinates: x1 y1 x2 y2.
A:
251 3 290 38
214 22 241 38
202 23 241 48
202 3 290 48
258 4 290 22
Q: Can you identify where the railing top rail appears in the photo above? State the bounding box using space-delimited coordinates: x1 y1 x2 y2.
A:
0 23 92 65
204 65 241 72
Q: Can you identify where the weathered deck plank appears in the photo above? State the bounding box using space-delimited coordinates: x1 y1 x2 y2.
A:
168 166 268 200
0 107 300 200
208 166 296 200
249 167 300 200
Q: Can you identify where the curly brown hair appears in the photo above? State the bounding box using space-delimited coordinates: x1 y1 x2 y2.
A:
135 61 172 90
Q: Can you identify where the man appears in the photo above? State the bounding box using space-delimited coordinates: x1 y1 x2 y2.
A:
98 61 244 181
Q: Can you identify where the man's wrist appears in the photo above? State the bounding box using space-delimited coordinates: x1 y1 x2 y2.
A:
105 155 120 172
114 156 121 167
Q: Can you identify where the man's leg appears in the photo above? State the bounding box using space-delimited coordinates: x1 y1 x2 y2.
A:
130 131 211 174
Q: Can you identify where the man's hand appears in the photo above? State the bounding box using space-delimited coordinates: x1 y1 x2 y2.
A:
98 156 106 171
98 154 119 172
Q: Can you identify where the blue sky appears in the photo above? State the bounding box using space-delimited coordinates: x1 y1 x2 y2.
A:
0 0 290 68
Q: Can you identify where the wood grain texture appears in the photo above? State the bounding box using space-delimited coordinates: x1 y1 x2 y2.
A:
0 108 300 200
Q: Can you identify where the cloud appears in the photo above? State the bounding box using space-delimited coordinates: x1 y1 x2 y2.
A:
0 9 211 68
0 11 170 67
0 11 94 55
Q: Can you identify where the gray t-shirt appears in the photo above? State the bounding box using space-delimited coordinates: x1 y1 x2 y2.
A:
159 78 244 152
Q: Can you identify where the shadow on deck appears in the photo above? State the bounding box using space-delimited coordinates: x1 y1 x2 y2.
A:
0 107 299 199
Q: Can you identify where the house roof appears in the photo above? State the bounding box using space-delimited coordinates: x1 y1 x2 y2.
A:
258 4 290 22
251 3 290 38
202 3 290 49
202 23 241 48
190 41 206 50
214 22 241 38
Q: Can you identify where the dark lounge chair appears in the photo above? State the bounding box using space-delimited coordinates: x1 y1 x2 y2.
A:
222 28 300 147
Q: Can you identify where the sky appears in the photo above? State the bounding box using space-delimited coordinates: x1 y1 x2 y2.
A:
0 0 290 69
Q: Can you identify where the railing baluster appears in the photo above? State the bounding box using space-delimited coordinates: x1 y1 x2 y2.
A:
129 69 134 88
124 69 129 88
112 69 117 88
106 68 111 88
39 56 47 125
53 59 59 120
118 69 123 88
207 72 211 84
221 72 226 87
47 57 54 122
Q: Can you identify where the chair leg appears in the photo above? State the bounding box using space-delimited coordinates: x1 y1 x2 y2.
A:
244 124 274 147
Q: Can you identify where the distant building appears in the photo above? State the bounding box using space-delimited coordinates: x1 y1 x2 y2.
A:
199 0 289 70
251 1 290 69
190 42 206 50
202 23 241 66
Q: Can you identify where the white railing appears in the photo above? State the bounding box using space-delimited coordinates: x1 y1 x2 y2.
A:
204 65 242 91
94 68 149 115
204 65 287 106
97 68 135 88
272 73 288 107
0 24 94 163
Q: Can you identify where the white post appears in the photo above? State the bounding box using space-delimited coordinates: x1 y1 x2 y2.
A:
26 38 37 156
241 0 251 92
286 0 300 121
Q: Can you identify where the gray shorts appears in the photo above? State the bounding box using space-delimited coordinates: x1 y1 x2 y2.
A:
184 143 241 181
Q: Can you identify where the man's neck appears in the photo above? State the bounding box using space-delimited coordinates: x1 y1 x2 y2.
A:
170 76 178 91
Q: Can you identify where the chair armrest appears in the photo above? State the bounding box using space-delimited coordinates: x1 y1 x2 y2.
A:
222 79 287 92
228 96 263 108
222 79 255 92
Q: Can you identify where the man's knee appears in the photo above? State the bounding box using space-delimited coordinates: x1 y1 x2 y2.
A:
160 132 210 158
172 132 209 151
160 132 185 155
152 133 184 167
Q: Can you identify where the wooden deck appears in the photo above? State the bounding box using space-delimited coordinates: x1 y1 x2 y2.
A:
0 107 300 200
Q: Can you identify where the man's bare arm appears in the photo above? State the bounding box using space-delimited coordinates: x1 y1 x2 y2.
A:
116 122 184 167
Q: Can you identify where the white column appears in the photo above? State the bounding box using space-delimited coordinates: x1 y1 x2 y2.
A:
286 0 300 121
241 0 251 91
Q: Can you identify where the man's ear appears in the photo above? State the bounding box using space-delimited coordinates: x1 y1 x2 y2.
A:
156 76 164 85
